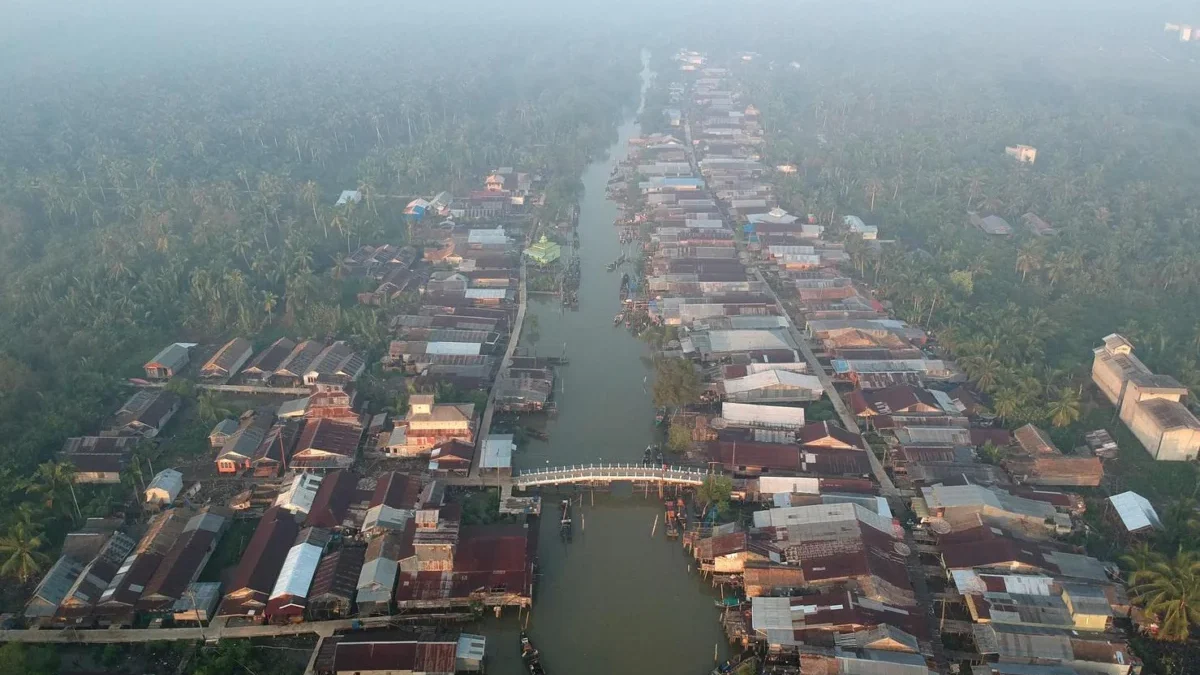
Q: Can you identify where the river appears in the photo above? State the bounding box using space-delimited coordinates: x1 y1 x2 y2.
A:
473 52 730 675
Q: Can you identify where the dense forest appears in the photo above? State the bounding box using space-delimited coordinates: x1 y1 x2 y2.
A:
0 1 641 589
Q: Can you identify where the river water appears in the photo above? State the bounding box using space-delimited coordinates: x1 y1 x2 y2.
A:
475 53 730 675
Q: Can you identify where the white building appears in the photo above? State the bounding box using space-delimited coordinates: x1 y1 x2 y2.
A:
145 469 184 506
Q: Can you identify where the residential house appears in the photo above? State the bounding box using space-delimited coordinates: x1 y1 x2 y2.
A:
313 630 459 675
241 338 297 384
113 390 181 437
428 440 474 477
55 531 138 622
200 338 254 381
170 581 221 623
1107 491 1162 538
215 411 276 474
95 509 192 623
60 435 139 484
720 370 823 403
137 507 232 613
302 341 366 386
144 343 191 380
304 470 358 530
307 546 366 620
265 527 332 621
276 473 324 515
970 212 1013 236
395 395 476 456
1022 212 1055 236
357 528 411 616
362 472 421 537
394 524 534 610
145 469 183 506
1003 424 1103 487
26 523 119 620
721 402 806 432
919 483 1061 536
208 418 239 448
217 507 301 619
251 420 300 478
272 340 326 387
291 419 362 471
480 434 515 477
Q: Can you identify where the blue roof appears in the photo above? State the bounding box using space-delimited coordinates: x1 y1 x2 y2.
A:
831 359 851 373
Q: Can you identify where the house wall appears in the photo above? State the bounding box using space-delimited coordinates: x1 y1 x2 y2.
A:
1159 426 1200 462
1090 355 1126 407
76 471 122 484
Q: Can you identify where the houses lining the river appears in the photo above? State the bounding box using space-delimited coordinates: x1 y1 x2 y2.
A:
22 171 548 646
610 50 1144 675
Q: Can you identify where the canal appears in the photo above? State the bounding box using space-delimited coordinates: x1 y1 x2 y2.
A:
475 53 731 675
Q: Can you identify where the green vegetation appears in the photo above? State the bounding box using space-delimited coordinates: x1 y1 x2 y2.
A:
0 643 59 675
667 423 693 453
696 474 734 512
1125 551 1200 642
651 358 702 408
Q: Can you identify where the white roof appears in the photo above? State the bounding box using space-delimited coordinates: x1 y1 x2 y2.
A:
752 502 897 537
758 476 820 496
335 190 362 206
767 245 815 256
480 434 515 469
467 228 508 245
275 474 322 514
751 597 794 631
426 341 483 356
363 504 412 533
722 402 806 429
1109 491 1161 532
269 542 324 600
357 557 399 590
457 634 487 661
707 329 795 353
464 288 508 300
723 370 822 396
277 397 310 418
145 469 183 502
951 570 1054 597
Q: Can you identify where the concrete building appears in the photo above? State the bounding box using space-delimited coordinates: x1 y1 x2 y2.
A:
1092 333 1200 460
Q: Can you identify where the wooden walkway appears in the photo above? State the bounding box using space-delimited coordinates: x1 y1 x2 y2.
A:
470 259 527 478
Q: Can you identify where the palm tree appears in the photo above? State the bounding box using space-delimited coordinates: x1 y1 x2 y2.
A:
0 523 50 583
1122 542 1164 573
1047 387 1081 428
34 461 79 522
1129 551 1200 641
1160 498 1200 553
197 390 232 423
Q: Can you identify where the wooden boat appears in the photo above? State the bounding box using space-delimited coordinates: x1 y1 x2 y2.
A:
614 312 624 326
560 499 573 542
522 426 549 441
521 633 547 675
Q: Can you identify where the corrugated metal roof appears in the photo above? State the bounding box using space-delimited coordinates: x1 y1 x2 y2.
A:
722 401 806 429
481 434 515 469
269 540 325 600
1108 491 1161 532
464 288 508 299
723 370 822 396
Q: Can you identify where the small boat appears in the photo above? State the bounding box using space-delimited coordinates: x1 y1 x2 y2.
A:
560 499 573 542
606 262 617 272
613 312 624 326
522 426 549 441
521 633 547 675
654 407 668 426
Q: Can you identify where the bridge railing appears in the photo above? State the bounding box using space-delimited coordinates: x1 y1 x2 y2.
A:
511 463 713 485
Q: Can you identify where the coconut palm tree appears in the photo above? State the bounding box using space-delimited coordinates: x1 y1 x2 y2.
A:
33 461 79 522
197 390 232 423
1047 387 1081 428
0 523 50 583
1129 551 1200 641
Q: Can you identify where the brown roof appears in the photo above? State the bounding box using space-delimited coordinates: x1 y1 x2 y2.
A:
850 386 941 417
332 631 457 674
1013 424 1059 455
429 440 474 464
244 337 297 374
305 470 358 529
371 472 421 509
309 547 365 602
219 507 299 614
799 421 865 450
202 337 253 376
296 419 362 457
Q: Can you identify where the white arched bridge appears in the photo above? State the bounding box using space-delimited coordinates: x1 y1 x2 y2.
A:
512 463 713 488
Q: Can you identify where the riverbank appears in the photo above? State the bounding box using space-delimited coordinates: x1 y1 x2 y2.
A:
471 51 730 675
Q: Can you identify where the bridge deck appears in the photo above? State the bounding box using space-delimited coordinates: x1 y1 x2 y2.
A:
513 463 711 487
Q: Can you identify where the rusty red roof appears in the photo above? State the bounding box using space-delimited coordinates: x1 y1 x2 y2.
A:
305 470 358 529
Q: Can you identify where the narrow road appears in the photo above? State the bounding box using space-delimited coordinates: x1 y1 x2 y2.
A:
470 258 527 478
904 528 950 674
683 114 896 496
